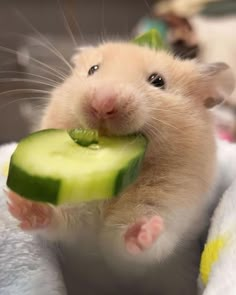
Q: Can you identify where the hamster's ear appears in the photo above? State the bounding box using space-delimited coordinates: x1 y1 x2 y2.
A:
198 62 235 108
71 46 94 66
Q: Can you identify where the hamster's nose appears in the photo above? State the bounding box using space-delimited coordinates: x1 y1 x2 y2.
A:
91 89 118 119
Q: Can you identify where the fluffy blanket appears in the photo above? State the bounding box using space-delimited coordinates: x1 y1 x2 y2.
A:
0 140 236 295
0 144 66 295
198 141 236 295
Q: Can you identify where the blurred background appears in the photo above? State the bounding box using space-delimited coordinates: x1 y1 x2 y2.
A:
0 0 236 144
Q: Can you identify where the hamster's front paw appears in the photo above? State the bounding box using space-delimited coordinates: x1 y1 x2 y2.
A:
7 191 53 230
124 216 163 255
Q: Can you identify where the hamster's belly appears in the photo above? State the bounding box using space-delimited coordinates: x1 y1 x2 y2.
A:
56 232 200 295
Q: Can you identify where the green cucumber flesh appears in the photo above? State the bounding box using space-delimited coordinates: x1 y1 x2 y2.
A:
7 129 147 205
68 128 99 146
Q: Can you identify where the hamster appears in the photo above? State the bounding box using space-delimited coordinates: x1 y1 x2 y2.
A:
7 42 235 295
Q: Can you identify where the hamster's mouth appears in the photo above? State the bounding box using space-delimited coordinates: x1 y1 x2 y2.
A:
81 118 126 137
97 125 146 138
83 123 140 137
81 108 144 137
97 126 111 137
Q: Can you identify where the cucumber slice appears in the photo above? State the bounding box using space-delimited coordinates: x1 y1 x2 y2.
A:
7 129 147 205
68 128 99 146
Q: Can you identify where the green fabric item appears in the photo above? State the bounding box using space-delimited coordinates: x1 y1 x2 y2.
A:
139 17 168 39
133 28 167 50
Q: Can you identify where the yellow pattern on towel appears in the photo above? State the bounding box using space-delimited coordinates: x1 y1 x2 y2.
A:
200 236 228 286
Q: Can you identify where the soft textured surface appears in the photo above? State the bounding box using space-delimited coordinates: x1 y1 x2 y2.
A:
199 179 236 295
0 143 66 295
198 140 236 295
0 140 236 295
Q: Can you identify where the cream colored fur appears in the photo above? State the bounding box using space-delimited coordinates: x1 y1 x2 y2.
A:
38 43 234 295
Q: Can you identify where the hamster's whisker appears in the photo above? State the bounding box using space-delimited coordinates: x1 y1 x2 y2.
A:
28 62 67 82
145 128 164 148
9 34 71 76
0 71 60 85
146 122 171 146
150 116 184 133
100 0 108 44
143 0 152 12
0 96 48 111
148 128 165 145
58 0 78 48
13 10 73 72
144 122 167 146
0 78 58 88
147 106 181 114
174 47 198 60
0 89 51 97
143 126 157 140
0 46 67 81
66 9 87 45
27 35 73 73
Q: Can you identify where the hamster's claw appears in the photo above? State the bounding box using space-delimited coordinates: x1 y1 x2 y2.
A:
7 191 53 230
124 216 163 255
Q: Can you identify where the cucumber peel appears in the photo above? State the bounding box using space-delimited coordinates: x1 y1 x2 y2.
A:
7 129 148 205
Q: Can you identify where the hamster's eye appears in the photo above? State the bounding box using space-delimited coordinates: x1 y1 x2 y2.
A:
88 64 99 76
148 73 165 89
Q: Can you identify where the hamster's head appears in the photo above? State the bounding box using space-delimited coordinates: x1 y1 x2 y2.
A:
41 42 234 150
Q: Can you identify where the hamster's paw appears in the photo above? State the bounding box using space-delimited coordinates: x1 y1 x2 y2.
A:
7 191 53 230
124 216 163 255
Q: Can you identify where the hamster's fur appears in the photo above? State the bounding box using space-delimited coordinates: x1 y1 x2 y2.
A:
11 42 236 295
